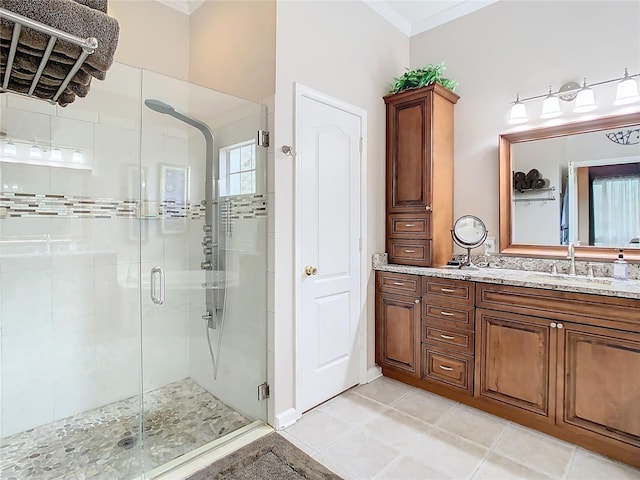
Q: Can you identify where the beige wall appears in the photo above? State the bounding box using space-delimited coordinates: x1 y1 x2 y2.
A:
271 0 409 425
189 1 276 101
410 0 640 249
108 0 190 80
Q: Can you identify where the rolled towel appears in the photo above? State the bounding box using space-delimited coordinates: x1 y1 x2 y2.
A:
513 171 526 184
0 0 119 73
533 178 546 189
526 168 540 182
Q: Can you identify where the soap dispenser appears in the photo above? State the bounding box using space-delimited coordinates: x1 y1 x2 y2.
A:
613 249 629 280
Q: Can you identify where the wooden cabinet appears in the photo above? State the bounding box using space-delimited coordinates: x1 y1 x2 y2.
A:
476 309 556 422
422 278 475 395
375 274 640 467
557 323 640 450
375 272 421 377
384 84 459 267
475 282 640 467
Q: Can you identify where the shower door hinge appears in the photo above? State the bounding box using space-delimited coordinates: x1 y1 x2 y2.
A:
258 130 270 148
258 382 270 401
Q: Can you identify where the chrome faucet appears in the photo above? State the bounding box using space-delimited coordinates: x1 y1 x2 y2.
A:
567 242 576 276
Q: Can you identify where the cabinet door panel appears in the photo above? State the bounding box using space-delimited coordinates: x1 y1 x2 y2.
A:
376 292 420 377
558 324 640 448
476 309 556 422
387 96 430 212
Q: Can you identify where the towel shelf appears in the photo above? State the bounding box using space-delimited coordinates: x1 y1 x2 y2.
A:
0 6 98 104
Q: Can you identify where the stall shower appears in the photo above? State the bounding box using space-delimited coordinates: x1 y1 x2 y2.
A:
0 64 268 479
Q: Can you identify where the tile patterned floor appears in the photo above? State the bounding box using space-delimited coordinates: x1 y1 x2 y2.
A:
280 376 640 480
0 378 250 480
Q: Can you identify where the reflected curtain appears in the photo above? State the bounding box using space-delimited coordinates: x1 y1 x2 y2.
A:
592 175 640 246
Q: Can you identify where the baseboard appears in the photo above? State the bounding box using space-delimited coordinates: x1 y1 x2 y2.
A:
365 365 383 384
274 408 299 430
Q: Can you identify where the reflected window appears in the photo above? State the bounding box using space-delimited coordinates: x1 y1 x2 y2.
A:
591 173 640 246
219 140 256 196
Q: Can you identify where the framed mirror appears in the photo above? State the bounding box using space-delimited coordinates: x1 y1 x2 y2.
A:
499 112 640 261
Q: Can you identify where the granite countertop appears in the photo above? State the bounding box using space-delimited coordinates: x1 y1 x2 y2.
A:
373 261 640 301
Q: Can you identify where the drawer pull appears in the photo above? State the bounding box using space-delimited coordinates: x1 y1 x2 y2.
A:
439 365 454 371
393 282 405 286
440 311 455 316
440 288 456 293
404 249 416 253
404 223 416 227
439 334 455 340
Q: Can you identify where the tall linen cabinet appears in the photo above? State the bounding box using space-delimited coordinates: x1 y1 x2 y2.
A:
384 84 459 267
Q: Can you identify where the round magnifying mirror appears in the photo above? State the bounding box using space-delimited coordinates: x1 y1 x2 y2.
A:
451 215 488 269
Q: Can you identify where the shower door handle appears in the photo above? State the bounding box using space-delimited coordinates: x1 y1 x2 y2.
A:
150 267 165 305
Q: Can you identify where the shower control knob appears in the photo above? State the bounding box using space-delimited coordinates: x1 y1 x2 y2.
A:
203 247 213 255
203 224 212 233
201 261 213 270
202 236 212 246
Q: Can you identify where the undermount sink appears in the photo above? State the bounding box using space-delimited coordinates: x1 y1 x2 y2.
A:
523 271 620 287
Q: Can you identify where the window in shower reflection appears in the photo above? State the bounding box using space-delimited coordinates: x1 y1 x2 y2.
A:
219 140 256 196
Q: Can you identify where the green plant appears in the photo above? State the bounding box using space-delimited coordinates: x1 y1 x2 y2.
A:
389 62 458 94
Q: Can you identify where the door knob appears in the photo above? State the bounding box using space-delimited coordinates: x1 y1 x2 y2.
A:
304 265 318 276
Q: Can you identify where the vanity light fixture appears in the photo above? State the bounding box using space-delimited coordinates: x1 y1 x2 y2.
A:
540 86 562 118
50 147 62 161
573 78 597 113
509 94 528 124
3 140 16 155
29 145 42 158
508 68 639 123
614 68 640 105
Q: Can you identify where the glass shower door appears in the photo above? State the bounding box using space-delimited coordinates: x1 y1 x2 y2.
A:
138 70 268 475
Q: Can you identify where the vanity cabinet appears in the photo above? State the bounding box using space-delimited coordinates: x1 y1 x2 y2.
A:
476 309 556 422
422 278 475 395
375 273 640 467
384 84 459 267
475 282 640 466
557 323 640 451
375 272 421 377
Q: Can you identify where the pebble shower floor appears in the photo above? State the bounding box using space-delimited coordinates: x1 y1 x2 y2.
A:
0 378 250 479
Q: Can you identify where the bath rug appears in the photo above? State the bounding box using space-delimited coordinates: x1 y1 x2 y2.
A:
186 432 343 480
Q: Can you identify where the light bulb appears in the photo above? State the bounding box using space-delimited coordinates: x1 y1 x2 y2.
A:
72 150 83 163
3 141 16 155
29 145 42 158
614 68 640 105
541 86 562 119
573 79 597 113
509 94 528 124
51 148 62 161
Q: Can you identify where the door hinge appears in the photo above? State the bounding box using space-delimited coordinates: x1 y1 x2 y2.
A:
258 130 270 148
359 237 362 251
258 382 270 401
359 137 363 153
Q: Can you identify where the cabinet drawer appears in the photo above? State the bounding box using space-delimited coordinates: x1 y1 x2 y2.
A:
388 239 432 267
423 301 475 330
377 271 421 295
388 214 430 239
423 278 474 305
422 345 473 394
423 322 474 355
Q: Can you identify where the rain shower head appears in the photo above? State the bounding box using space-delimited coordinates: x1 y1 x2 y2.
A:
144 98 175 115
144 98 213 143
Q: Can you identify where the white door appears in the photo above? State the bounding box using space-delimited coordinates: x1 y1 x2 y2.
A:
295 85 365 413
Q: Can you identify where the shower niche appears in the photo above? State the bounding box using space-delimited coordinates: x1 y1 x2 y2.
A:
0 64 268 479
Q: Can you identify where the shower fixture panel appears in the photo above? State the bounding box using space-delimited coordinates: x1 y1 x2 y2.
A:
144 98 226 379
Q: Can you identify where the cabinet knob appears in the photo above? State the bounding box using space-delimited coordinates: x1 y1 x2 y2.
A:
557 323 564 329
414 299 420 304
550 322 557 328
304 265 318 276
426 206 432 211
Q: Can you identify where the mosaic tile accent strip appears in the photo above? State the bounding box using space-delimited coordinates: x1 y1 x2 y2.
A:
0 378 251 480
0 192 267 220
